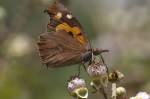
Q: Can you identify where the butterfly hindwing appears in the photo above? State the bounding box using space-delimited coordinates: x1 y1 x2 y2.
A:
37 30 87 67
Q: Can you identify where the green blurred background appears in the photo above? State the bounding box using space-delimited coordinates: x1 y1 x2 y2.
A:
0 0 150 99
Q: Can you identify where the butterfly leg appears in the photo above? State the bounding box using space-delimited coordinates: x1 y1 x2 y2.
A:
77 65 81 76
92 48 109 73
82 63 87 72
77 63 87 76
100 54 109 73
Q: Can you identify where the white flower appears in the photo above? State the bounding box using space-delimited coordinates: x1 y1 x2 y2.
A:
68 77 86 92
130 92 150 99
116 87 126 96
67 76 88 99
87 61 107 77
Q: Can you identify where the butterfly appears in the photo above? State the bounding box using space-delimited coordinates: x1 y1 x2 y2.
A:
37 2 108 68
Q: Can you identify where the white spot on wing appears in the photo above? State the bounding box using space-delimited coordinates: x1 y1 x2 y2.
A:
66 14 72 19
55 12 62 19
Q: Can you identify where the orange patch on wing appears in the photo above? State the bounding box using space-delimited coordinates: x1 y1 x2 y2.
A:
76 35 86 45
56 23 87 45
56 23 71 32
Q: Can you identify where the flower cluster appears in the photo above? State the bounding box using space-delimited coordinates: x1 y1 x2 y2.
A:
130 92 150 99
66 55 149 99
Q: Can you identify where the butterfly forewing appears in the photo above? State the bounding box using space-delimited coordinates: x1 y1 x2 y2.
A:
46 2 90 47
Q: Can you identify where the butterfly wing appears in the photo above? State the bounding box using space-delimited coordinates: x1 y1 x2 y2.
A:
37 30 87 68
37 2 93 68
45 2 91 48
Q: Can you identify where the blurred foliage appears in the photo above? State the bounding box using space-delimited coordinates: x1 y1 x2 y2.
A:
0 0 150 99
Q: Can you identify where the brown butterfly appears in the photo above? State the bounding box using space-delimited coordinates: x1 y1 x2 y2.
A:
37 2 108 68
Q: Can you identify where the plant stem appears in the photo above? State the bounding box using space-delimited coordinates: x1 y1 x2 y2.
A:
112 83 117 99
99 86 108 99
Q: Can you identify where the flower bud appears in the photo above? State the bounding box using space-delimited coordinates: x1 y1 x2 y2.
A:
116 87 126 99
87 61 107 78
108 70 124 83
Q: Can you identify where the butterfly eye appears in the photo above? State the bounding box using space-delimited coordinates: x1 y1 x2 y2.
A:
66 14 73 19
55 12 62 19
